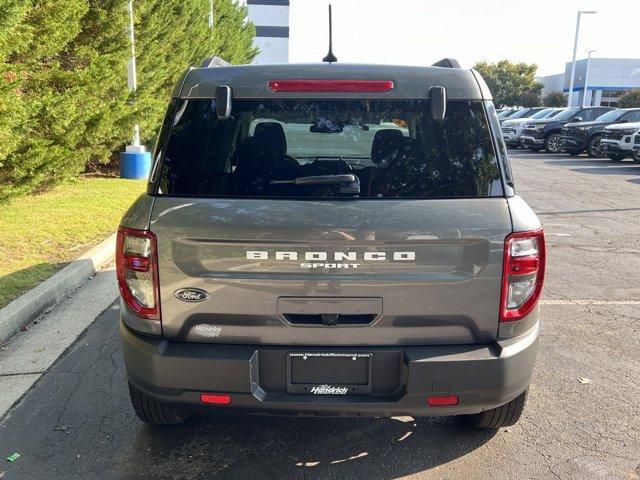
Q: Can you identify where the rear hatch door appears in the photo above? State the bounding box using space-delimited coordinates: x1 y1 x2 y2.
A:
153 197 511 345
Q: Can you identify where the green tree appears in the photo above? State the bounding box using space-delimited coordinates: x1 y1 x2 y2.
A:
542 91 567 107
617 89 640 108
0 0 91 198
133 0 258 145
0 0 257 200
474 60 543 108
0 1 30 169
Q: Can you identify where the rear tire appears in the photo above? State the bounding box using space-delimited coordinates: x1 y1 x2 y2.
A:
463 390 528 429
586 135 603 158
608 154 625 162
128 383 189 425
544 134 562 153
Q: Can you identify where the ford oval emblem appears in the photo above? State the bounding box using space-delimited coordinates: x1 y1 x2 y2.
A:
174 288 210 303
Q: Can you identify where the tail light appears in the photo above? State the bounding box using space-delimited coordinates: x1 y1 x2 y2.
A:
268 79 394 93
116 227 160 320
500 229 545 322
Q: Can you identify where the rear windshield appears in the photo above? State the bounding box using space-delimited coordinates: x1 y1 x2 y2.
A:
157 99 502 199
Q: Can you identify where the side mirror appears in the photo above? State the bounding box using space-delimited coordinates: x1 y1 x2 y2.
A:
429 86 447 121
216 85 232 120
619 119 629 123
573 116 583 123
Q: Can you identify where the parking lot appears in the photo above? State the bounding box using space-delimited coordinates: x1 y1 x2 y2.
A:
1 150 639 480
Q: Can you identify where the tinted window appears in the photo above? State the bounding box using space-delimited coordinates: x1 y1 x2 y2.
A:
578 109 597 121
622 110 640 123
158 99 501 199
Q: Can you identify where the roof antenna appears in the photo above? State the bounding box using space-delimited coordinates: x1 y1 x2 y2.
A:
322 4 337 63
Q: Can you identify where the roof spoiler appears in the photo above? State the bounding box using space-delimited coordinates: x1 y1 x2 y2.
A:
432 58 461 69
201 56 231 68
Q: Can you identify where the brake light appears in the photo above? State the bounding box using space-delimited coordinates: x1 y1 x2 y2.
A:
500 229 546 322
267 79 394 93
116 227 160 320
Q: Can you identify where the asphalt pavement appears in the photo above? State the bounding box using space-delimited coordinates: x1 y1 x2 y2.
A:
0 151 639 480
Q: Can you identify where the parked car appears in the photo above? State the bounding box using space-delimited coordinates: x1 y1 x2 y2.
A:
117 60 544 429
634 130 640 160
497 109 516 121
561 108 640 157
601 121 640 161
501 108 563 148
498 107 536 125
520 106 614 153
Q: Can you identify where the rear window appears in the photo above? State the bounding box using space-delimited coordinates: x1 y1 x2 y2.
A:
157 99 502 199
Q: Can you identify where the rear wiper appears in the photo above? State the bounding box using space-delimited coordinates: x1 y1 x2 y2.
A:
271 174 360 194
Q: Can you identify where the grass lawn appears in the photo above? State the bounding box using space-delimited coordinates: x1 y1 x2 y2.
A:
0 178 145 308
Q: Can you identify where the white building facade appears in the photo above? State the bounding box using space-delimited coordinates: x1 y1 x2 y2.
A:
246 0 290 64
538 58 640 107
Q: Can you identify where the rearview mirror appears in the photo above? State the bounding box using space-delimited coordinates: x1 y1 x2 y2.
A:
216 85 232 120
430 86 447 121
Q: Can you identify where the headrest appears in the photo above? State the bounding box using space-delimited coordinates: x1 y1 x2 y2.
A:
253 122 287 155
371 129 404 165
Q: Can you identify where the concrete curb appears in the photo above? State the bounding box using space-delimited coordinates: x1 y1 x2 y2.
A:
0 233 116 343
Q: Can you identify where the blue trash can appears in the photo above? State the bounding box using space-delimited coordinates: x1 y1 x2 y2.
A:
120 149 152 179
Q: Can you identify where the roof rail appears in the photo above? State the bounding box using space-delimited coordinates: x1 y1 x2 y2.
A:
432 58 461 69
201 56 231 68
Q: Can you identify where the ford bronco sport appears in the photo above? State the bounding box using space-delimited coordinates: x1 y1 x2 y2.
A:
117 59 545 429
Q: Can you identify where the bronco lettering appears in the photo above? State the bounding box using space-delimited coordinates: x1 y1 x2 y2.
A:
246 251 415 261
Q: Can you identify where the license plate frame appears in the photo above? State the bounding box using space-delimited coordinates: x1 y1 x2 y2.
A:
287 352 373 395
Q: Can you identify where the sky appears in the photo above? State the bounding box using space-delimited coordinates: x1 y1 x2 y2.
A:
289 0 640 76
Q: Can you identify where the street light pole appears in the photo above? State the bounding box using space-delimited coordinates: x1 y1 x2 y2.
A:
127 0 140 147
567 10 597 107
120 0 151 180
583 49 596 107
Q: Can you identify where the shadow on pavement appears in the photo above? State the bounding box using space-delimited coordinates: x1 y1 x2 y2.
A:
119 414 495 479
568 166 640 175
0 305 496 480
540 156 640 175
543 157 621 167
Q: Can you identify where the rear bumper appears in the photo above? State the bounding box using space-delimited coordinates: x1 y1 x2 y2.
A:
121 320 539 417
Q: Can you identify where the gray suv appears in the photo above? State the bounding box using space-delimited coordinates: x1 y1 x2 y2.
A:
117 60 545 429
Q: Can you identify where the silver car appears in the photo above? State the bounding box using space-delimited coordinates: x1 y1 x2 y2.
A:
117 60 545 429
501 108 563 148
